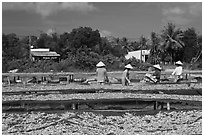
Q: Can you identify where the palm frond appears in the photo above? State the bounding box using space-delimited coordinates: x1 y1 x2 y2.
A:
165 41 170 49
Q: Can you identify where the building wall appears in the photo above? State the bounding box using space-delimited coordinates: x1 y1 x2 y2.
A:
125 51 141 60
31 56 60 62
125 50 150 62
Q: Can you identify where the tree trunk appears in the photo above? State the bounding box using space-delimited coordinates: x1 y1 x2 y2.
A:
171 52 174 63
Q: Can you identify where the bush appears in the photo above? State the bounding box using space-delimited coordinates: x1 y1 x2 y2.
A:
5 52 200 73
188 61 202 70
123 57 151 71
53 59 74 72
100 54 121 71
6 59 30 72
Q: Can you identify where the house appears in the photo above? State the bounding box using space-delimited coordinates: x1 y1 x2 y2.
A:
30 48 60 61
125 50 150 62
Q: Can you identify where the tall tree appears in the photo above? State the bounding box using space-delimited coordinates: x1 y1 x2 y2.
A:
161 23 184 63
182 28 198 63
195 35 202 62
65 26 101 55
96 37 112 55
58 32 70 59
2 33 21 60
120 37 132 55
138 35 149 50
148 32 161 64
129 41 141 51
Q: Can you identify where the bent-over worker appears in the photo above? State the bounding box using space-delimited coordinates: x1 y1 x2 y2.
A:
145 64 161 84
172 61 183 82
96 61 109 85
122 64 133 86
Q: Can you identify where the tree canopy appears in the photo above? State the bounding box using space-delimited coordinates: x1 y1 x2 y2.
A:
2 23 202 72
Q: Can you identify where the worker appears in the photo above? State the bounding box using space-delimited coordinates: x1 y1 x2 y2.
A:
121 64 133 86
144 64 162 84
96 61 109 85
172 61 183 82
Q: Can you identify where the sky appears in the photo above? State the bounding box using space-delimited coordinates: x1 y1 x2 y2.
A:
2 1 202 39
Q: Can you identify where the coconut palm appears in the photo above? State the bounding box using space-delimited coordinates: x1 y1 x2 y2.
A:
120 37 133 53
161 23 185 63
138 35 150 50
149 32 161 64
190 34 202 64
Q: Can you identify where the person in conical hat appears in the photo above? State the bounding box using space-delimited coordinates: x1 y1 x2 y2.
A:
144 64 161 84
121 64 133 86
96 61 105 67
153 64 162 70
172 61 183 82
96 61 109 85
175 61 183 66
125 64 133 69
152 64 162 83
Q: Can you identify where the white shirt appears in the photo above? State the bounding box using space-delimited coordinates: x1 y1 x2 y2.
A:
172 66 182 76
96 67 108 82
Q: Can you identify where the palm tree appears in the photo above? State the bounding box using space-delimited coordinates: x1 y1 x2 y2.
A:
149 32 161 64
161 23 184 63
120 37 133 54
129 41 140 51
190 34 202 64
138 35 149 50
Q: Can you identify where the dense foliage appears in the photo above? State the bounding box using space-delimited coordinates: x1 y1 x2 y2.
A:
2 23 202 73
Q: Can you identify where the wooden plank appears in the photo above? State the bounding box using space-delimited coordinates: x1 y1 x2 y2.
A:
2 71 202 77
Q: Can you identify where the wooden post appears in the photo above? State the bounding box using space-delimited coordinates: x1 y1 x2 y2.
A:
23 80 26 88
7 76 10 85
13 76 16 83
161 102 164 110
29 36 32 61
71 74 74 82
185 73 188 80
154 101 158 110
71 103 78 110
67 75 70 83
69 74 74 82
167 102 170 110
44 77 46 81
140 50 142 63
69 75 71 82
72 103 76 110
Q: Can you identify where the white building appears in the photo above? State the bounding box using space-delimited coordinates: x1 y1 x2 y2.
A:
30 48 60 61
125 50 150 62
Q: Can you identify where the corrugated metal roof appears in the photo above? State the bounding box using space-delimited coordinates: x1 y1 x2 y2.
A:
31 51 60 57
31 48 50 52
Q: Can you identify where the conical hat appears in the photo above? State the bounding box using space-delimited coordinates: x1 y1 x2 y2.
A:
125 64 133 69
175 61 183 65
96 61 105 67
153 64 161 70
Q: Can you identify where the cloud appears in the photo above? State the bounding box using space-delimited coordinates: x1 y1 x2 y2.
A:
162 15 190 25
46 28 56 36
100 30 112 37
161 3 201 26
188 3 202 16
162 7 185 15
161 5 189 25
2 2 96 17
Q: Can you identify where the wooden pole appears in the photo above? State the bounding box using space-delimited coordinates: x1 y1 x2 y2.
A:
154 101 158 110
167 102 170 110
